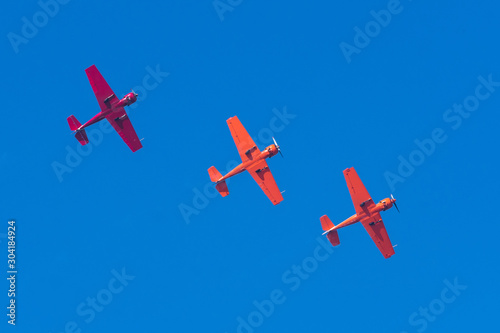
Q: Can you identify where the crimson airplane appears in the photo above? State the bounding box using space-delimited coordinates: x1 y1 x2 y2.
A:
320 167 400 259
67 65 143 152
208 116 284 205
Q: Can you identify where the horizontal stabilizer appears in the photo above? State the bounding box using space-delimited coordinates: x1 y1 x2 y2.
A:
215 181 229 197
320 215 340 246
208 166 229 197
67 115 82 131
75 130 89 146
326 230 340 247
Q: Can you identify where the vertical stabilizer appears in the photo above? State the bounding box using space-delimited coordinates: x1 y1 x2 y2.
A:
67 115 82 131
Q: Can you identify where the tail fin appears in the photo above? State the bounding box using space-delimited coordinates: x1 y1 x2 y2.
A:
67 115 82 131
67 115 89 145
208 166 229 197
208 166 223 182
320 215 340 246
320 215 334 231
75 130 89 146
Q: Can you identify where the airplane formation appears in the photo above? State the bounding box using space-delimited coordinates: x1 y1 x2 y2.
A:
68 65 400 259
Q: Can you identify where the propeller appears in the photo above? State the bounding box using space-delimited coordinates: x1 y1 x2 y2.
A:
391 194 400 213
125 89 139 113
272 137 283 158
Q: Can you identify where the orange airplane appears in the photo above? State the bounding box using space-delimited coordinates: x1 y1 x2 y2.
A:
320 167 399 259
208 116 284 205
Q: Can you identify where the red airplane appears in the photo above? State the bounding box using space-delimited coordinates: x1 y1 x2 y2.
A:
320 167 400 259
208 116 284 205
67 65 143 152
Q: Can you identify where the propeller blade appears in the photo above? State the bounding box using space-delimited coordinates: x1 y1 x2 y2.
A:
272 137 283 158
391 194 400 213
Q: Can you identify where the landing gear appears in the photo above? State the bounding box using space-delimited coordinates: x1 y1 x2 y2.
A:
115 114 128 121
245 146 257 156
369 219 383 226
360 198 372 208
255 166 269 173
104 94 116 108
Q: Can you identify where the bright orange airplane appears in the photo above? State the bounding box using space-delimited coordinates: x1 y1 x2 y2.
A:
208 116 284 205
320 167 399 259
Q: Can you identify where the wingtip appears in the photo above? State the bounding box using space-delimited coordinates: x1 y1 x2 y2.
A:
85 64 97 71
343 167 354 173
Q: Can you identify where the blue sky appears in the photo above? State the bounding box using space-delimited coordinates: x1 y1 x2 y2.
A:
2 0 499 332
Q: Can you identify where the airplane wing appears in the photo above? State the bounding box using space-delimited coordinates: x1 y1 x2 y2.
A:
85 65 118 111
227 116 261 162
105 108 143 152
361 213 395 259
343 167 375 215
247 160 284 205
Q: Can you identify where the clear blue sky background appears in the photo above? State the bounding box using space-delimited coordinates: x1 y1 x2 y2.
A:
2 0 499 332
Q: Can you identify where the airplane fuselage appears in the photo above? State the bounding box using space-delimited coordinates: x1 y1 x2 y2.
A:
77 92 137 131
217 144 279 182
332 198 396 230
